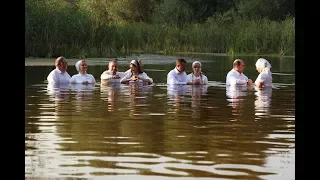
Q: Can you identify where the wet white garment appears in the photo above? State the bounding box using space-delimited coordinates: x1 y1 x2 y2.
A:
100 71 128 83
167 68 188 85
254 71 272 87
186 73 208 85
70 73 96 84
47 69 71 85
226 69 249 86
120 72 153 85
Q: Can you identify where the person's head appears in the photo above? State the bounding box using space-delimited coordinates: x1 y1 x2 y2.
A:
255 58 271 73
175 58 187 72
192 61 202 74
129 59 143 74
75 60 88 74
55 56 68 73
233 59 245 73
108 60 118 74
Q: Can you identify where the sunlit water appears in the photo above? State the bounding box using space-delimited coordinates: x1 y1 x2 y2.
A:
25 54 295 179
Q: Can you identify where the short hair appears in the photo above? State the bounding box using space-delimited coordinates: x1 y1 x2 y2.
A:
233 59 244 67
108 59 118 66
55 56 67 66
176 58 186 65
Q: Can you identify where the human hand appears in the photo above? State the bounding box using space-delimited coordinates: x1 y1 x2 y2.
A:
247 79 253 86
131 76 138 81
194 79 201 85
113 75 120 79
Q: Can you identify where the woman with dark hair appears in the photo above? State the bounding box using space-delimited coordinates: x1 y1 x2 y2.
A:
120 59 153 85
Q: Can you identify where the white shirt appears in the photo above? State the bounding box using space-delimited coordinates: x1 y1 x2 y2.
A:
254 71 272 87
167 68 188 85
226 69 249 86
186 73 208 85
120 72 153 85
100 71 128 83
70 73 96 84
47 69 71 85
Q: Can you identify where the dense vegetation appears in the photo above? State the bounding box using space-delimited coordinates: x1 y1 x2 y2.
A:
25 0 295 58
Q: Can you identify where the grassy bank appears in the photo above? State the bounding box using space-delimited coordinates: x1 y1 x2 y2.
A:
25 1 294 58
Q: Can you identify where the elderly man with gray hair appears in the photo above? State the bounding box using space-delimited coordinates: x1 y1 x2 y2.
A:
47 56 71 86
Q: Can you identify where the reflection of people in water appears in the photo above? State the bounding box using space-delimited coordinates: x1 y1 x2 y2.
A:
70 83 95 112
70 60 96 85
100 83 121 112
126 83 153 117
167 84 190 106
70 83 95 101
254 86 272 116
226 85 249 116
47 83 71 101
190 85 208 119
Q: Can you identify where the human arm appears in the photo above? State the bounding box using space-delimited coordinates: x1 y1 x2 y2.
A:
120 72 135 84
254 73 267 88
202 75 208 85
137 72 153 85
47 70 58 85
226 72 251 86
100 71 115 80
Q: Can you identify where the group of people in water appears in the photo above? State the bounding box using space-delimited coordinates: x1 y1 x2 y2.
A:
46 56 272 89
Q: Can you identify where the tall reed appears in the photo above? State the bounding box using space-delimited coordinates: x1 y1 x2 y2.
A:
25 2 295 58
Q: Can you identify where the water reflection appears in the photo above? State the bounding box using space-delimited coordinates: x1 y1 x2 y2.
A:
26 55 295 179
123 83 153 118
167 84 190 106
47 83 71 101
100 83 121 112
190 85 208 119
254 86 273 117
226 85 249 116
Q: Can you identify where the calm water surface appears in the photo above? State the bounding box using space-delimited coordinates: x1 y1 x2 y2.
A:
25 54 295 180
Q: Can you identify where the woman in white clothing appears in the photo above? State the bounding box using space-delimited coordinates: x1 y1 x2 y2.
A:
70 60 96 85
187 61 208 85
120 59 153 85
254 58 272 88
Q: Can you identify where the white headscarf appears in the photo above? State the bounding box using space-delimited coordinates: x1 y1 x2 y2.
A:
192 61 202 72
255 58 271 72
75 60 82 73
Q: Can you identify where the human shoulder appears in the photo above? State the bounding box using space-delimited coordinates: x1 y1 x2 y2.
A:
187 73 193 77
71 73 81 78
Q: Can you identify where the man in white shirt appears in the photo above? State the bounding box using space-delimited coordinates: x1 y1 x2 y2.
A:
47 56 71 86
167 58 194 85
226 59 253 86
100 60 128 85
